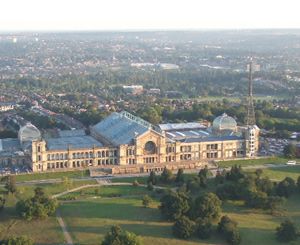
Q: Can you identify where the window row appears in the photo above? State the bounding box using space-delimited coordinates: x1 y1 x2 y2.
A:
206 144 218 150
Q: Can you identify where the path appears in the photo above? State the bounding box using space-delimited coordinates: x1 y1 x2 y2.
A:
56 210 73 245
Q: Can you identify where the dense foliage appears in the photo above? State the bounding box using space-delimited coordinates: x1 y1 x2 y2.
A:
16 187 58 221
101 225 142 245
0 236 33 245
276 220 298 242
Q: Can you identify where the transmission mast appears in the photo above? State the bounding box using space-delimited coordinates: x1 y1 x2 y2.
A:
246 59 256 126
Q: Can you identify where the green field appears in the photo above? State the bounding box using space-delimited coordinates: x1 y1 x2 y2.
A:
0 195 64 245
1 165 300 245
58 185 151 200
217 157 287 168
58 186 300 245
60 197 218 245
15 169 90 182
246 165 300 181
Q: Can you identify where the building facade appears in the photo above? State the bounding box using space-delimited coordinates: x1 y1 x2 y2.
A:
28 111 259 173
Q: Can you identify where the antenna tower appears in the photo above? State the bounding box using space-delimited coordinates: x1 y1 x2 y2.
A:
246 59 256 126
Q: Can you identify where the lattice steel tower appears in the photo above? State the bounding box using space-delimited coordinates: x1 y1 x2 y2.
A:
246 59 256 126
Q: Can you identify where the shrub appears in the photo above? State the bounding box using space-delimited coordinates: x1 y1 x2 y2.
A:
0 196 5 211
101 225 143 245
276 177 296 198
147 182 154 191
218 216 241 245
160 167 174 184
172 216 195 239
160 190 190 221
1 235 33 245
276 220 298 242
175 169 185 184
195 218 213 239
16 187 58 221
132 180 139 186
142 195 152 208
192 192 221 221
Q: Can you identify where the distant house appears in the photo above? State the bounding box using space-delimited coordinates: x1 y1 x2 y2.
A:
123 85 144 95
0 102 16 112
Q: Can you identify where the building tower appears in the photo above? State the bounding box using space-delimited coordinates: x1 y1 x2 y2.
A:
246 59 256 126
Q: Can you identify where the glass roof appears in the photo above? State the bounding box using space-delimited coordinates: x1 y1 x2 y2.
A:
212 113 237 131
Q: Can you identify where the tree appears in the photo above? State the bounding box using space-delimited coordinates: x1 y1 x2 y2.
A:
226 228 241 245
256 177 274 196
101 225 143 245
218 216 236 234
147 182 154 191
142 195 152 208
192 193 222 221
147 171 157 185
276 220 298 242
216 182 239 200
276 177 296 198
160 191 190 221
186 177 201 193
198 166 209 179
283 144 297 158
2 175 17 194
62 177 73 190
160 167 174 184
132 180 139 187
101 225 122 245
255 169 263 178
0 236 33 245
195 218 213 239
16 187 58 221
140 106 162 125
172 216 195 239
297 176 300 192
226 165 244 182
215 170 226 185
0 196 5 211
175 169 184 184
265 196 285 214
218 216 241 245
245 191 268 209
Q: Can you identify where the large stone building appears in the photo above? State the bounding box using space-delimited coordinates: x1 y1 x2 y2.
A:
24 111 260 173
0 111 259 173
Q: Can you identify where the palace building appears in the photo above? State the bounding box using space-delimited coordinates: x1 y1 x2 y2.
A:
22 111 258 173
0 111 259 174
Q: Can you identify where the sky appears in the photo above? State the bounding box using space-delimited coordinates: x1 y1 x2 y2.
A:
1 0 300 31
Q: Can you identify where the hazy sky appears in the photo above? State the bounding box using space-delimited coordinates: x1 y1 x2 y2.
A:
1 0 300 31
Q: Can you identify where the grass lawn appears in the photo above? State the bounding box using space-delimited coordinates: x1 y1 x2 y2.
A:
1 181 300 245
222 195 300 245
0 195 64 245
217 157 287 168
60 197 223 245
246 165 300 181
14 179 97 199
58 185 151 200
60 194 300 245
15 169 90 182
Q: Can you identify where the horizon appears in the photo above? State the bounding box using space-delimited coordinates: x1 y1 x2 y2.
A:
1 0 300 31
